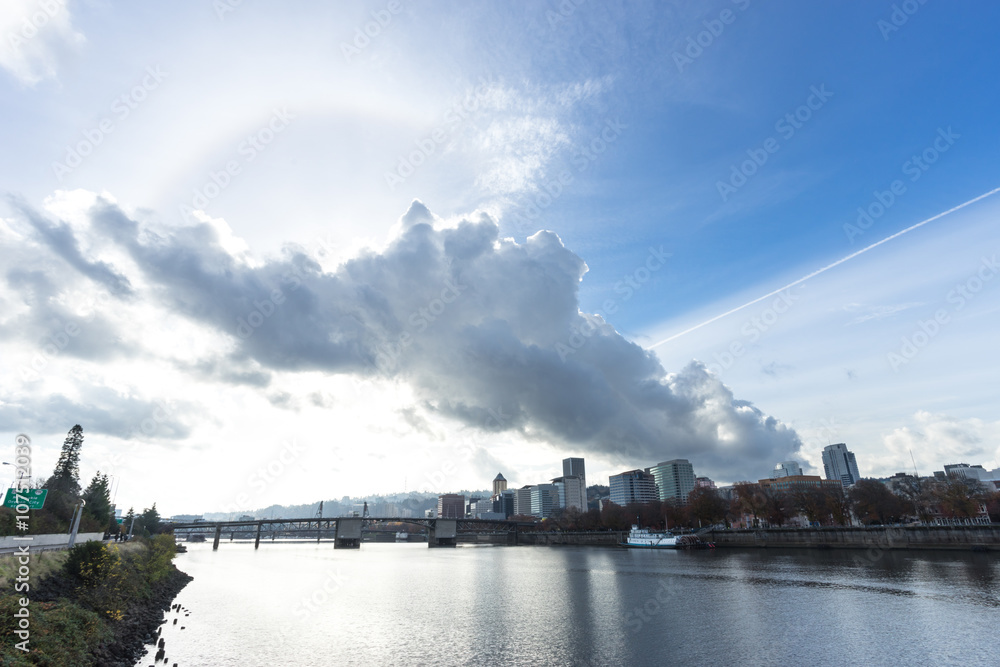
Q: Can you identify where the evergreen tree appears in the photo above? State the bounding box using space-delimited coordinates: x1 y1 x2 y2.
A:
82 472 112 527
123 507 136 535
45 424 84 495
138 503 161 536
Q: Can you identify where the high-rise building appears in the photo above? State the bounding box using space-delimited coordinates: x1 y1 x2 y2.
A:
562 457 587 509
493 472 508 496
437 494 465 519
694 477 716 489
513 486 533 516
492 489 515 518
609 469 659 505
530 484 560 518
646 459 696 505
822 444 861 487
772 461 804 478
551 476 585 512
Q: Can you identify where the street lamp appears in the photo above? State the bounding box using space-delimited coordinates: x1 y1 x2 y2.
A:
68 498 86 548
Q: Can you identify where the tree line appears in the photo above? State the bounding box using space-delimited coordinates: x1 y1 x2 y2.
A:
0 425 163 538
522 476 1000 532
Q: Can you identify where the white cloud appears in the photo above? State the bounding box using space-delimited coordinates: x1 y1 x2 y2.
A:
0 0 84 85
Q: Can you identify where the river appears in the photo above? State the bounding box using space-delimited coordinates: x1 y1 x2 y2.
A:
136 541 1000 666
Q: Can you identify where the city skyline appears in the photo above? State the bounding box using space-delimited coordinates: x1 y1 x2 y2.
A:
2 3 999 515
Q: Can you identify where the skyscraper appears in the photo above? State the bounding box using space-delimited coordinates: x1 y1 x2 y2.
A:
551 476 585 512
822 444 860 487
529 484 560 518
646 459 696 505
609 469 659 506
562 457 587 509
493 472 507 496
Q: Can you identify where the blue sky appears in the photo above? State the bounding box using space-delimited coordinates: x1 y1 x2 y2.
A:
2 1 999 514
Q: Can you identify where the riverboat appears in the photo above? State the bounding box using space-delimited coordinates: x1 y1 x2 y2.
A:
621 525 678 549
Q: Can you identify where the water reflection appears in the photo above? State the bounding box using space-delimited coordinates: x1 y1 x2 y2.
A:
137 544 1000 666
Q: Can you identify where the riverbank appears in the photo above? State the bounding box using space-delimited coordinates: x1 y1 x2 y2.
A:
705 524 1000 551
0 536 192 666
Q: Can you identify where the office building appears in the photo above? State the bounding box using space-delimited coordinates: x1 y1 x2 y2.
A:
646 459 696 505
562 457 588 509
695 477 716 489
943 463 1000 485
610 469 659 506
492 489 515 518
437 494 465 519
493 472 508 496
822 444 861 487
772 461 804 478
757 475 843 493
530 484 560 518
552 476 585 512
513 486 533 516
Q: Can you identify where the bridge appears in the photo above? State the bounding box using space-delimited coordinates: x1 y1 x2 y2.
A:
167 516 524 549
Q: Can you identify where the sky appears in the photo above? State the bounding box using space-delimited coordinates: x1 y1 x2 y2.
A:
2 1 999 516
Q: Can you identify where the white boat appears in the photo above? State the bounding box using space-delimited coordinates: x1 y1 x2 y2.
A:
395 531 409 541
621 524 678 549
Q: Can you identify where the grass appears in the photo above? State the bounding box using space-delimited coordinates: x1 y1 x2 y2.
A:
0 550 69 588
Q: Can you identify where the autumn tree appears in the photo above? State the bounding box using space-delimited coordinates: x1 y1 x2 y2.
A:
734 483 766 528
759 487 794 527
821 486 851 526
933 476 986 520
687 486 727 527
849 479 908 524
790 486 828 526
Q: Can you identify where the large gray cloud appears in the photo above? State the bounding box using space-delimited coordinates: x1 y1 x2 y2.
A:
11 196 803 480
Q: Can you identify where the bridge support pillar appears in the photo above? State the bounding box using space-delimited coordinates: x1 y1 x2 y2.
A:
212 525 221 551
334 518 361 549
428 520 457 548
254 522 262 549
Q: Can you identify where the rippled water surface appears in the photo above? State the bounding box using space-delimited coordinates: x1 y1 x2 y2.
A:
137 542 1000 666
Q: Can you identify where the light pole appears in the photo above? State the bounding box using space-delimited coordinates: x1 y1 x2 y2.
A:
68 498 86 548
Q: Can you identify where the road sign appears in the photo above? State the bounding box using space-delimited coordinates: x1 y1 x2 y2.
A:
3 488 48 510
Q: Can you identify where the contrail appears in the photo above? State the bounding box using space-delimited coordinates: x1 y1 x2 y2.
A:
648 186 1000 350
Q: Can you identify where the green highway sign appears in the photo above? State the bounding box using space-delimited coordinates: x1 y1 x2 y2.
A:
3 489 48 510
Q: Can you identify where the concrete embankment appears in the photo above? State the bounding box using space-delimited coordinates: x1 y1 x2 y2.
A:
705 525 1000 551
514 531 625 546
0 531 104 553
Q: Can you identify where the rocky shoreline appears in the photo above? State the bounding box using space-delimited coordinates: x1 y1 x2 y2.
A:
34 560 193 667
